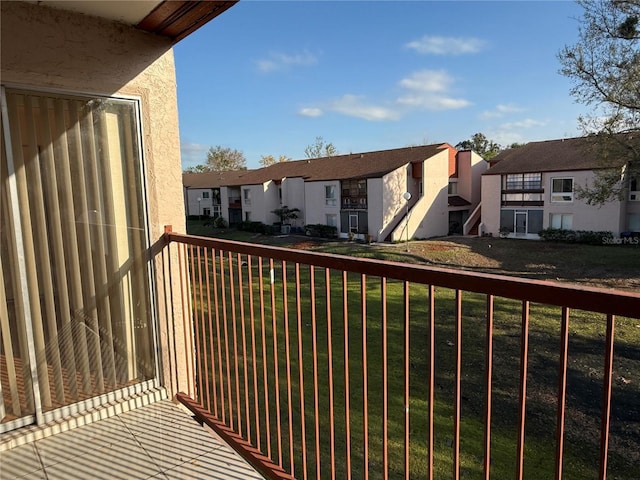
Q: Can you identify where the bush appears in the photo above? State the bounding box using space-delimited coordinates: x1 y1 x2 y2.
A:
538 228 613 245
212 216 228 229
237 221 274 235
304 224 338 238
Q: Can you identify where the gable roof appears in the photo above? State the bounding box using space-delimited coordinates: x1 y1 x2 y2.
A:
183 143 451 188
484 136 623 175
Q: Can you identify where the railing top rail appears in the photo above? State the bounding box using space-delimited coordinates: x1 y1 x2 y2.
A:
166 231 640 318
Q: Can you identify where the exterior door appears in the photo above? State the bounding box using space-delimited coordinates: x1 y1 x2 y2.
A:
0 88 157 432
515 211 527 235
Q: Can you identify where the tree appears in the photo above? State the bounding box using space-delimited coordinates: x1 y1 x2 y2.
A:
456 133 502 160
271 205 300 225
558 0 640 204
184 145 247 172
304 136 338 159
260 154 291 168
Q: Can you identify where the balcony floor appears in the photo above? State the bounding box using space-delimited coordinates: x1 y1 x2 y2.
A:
0 400 265 480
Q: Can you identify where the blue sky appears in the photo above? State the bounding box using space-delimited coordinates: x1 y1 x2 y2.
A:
175 1 585 170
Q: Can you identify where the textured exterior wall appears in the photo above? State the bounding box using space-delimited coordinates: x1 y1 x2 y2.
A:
411 149 450 239
281 177 306 226
543 170 623 233
367 178 384 240
304 181 341 228
480 175 502 236
1 2 189 397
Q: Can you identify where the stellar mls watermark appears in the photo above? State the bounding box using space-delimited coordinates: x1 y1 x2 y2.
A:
603 236 640 245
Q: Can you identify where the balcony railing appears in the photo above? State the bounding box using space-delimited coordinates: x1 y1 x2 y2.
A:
163 227 640 480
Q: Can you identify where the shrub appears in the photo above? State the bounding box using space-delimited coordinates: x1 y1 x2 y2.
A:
212 216 228 229
538 228 613 245
304 224 338 238
238 221 273 235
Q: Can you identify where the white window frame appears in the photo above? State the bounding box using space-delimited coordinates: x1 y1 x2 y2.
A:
326 214 337 227
201 191 210 199
349 213 359 233
243 188 251 205
550 213 573 230
325 185 337 206
551 177 574 202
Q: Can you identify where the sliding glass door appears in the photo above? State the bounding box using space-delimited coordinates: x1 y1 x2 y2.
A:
0 88 156 431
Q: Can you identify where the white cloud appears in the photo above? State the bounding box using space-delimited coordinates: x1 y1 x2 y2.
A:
256 51 318 73
396 70 471 111
180 142 209 166
480 103 524 120
405 36 486 55
329 94 400 121
298 107 323 117
500 118 547 129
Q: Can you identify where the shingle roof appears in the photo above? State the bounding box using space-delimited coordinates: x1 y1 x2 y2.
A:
484 136 625 175
183 143 451 188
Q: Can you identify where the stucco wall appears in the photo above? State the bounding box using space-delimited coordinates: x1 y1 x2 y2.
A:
186 188 215 217
241 184 268 223
281 177 306 226
411 149 450 239
367 178 384 239
480 174 502 236
457 151 487 208
304 181 341 227
1 2 190 396
543 171 623 233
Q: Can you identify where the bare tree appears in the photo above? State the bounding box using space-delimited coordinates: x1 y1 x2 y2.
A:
184 145 247 172
304 136 338 159
259 154 291 167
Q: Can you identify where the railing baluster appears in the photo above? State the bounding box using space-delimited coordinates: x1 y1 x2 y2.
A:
269 258 283 467
196 247 206 407
428 285 435 480
258 257 272 459
188 244 198 396
454 289 462 480
220 250 233 429
484 294 494 480
516 300 530 480
404 280 410 480
238 253 251 442
311 265 322 479
247 255 261 450
212 248 225 422
382 277 388 480
295 263 308 480
177 243 191 395
362 274 369 480
326 267 336 480
203 248 215 413
343 271 352 480
282 261 295 475
228 252 242 436
598 314 615 480
554 307 570 480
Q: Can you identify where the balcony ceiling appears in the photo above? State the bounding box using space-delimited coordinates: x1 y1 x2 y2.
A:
22 0 237 42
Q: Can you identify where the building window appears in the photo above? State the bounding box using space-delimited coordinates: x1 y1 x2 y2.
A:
419 180 424 198
500 209 543 235
245 211 251 221
448 180 458 195
325 185 337 206
504 173 542 190
213 205 222 218
203 208 211 217
630 177 638 201
628 213 640 231
201 191 210 199
326 214 337 227
243 188 251 205
551 178 573 202
278 186 283 203
341 179 367 209
550 213 573 230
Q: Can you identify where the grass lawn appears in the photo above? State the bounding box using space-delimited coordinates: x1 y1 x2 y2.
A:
185 220 640 478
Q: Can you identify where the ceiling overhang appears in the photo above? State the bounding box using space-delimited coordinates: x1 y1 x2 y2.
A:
27 1 237 43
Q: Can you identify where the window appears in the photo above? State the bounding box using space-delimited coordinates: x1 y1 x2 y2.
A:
628 213 640 231
326 214 337 227
213 205 222 218
202 208 211 217
504 173 542 190
630 178 638 201
243 188 251 205
448 181 458 195
245 211 251 221
550 213 573 230
201 191 210 199
325 185 337 206
551 178 573 202
341 179 367 209
500 209 543 235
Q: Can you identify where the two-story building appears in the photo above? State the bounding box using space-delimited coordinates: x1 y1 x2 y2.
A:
480 137 640 238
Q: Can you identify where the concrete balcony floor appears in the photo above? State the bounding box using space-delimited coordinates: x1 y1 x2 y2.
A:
0 400 265 480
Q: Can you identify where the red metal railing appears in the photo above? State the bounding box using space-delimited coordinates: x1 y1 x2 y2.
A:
164 229 640 480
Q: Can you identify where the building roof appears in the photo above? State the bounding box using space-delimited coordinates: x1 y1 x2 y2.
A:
448 195 471 207
183 143 452 188
484 136 624 175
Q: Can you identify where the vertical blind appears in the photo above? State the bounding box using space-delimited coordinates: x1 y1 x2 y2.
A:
0 89 155 424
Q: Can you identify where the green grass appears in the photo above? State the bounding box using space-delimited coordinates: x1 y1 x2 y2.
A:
185 248 639 479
